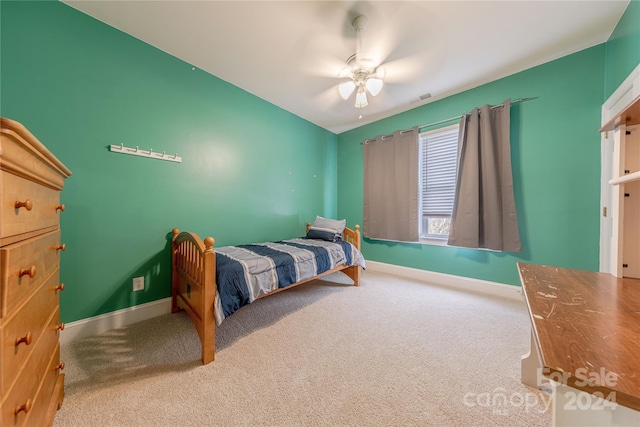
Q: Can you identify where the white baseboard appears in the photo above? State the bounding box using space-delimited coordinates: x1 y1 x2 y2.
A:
60 297 172 345
365 261 523 301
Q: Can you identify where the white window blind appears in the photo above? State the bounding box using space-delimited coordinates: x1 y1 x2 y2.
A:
419 125 459 238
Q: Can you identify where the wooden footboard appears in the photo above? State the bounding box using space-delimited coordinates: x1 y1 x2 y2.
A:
171 229 216 364
172 224 362 365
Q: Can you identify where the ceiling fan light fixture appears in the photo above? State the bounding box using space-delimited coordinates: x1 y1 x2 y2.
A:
365 77 383 96
338 80 356 100
338 14 385 113
355 87 368 108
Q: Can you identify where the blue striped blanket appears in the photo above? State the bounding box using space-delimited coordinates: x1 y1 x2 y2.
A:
213 238 366 325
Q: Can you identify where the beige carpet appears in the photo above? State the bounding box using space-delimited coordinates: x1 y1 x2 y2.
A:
53 270 551 427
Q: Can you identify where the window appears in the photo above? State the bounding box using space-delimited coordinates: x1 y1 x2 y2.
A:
419 124 459 240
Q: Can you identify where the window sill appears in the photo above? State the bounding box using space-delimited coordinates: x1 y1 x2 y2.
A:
419 237 449 246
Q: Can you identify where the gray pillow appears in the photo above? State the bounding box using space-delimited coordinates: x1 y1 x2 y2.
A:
306 216 346 242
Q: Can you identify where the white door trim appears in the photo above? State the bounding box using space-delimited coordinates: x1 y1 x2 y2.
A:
600 64 640 273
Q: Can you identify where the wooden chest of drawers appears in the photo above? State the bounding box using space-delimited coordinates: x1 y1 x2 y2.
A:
0 118 71 427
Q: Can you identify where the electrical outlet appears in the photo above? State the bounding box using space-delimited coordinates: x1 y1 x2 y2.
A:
133 276 144 292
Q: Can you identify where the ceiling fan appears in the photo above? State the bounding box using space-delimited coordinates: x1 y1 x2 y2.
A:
337 15 385 116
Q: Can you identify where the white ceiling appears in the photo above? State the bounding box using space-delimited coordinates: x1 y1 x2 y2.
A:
63 1 629 134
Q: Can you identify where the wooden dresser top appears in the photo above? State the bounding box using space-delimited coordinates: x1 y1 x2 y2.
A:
518 262 640 411
1 117 71 189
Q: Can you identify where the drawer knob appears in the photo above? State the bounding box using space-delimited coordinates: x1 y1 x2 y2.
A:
15 332 32 347
55 323 65 331
55 283 65 292
19 266 36 278
56 361 65 371
56 204 65 212
56 244 66 252
14 399 32 415
15 199 33 211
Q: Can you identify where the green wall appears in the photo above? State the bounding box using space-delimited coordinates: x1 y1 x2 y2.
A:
2 1 636 323
337 46 606 286
336 1 640 287
0 1 338 323
605 0 640 98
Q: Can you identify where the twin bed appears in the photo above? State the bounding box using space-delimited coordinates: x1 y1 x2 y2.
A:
171 222 365 364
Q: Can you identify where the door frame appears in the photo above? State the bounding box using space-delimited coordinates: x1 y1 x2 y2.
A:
600 64 640 274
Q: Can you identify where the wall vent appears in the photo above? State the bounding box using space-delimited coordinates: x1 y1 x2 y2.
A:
410 93 432 104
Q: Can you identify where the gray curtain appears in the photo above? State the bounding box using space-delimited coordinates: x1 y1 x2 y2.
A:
363 127 419 242
447 99 522 252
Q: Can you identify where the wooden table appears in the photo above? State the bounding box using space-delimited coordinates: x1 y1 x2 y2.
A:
518 263 640 426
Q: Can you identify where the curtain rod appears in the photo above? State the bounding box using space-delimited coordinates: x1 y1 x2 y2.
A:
362 97 537 144
418 96 537 130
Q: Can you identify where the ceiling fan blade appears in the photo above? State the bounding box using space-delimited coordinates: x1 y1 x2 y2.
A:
379 49 445 84
312 83 345 110
350 2 445 74
301 73 338 93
